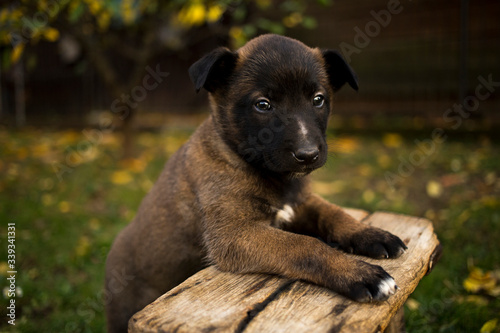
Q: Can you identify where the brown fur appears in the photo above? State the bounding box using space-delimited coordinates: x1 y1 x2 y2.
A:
105 34 406 333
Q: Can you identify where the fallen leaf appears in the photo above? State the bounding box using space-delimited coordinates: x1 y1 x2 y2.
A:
58 201 70 213
328 137 360 154
0 262 8 276
11 43 24 63
465 295 489 306
405 298 420 310
450 158 462 172
111 170 133 185
439 173 465 187
382 133 403 148
358 164 373 177
484 172 496 186
89 218 100 231
426 180 443 198
120 158 146 173
463 267 496 294
42 194 54 206
377 154 391 168
362 189 375 203
311 180 345 196
75 236 90 257
480 319 498 333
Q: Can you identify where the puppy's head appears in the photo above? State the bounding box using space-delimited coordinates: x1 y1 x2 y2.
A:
189 34 358 178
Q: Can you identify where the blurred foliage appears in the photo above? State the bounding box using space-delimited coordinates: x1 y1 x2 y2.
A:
0 0 326 68
1 0 328 157
0 123 499 332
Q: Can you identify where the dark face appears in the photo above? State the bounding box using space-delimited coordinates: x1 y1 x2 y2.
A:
189 34 358 178
227 44 331 177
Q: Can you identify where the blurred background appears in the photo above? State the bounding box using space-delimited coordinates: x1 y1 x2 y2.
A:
0 0 499 332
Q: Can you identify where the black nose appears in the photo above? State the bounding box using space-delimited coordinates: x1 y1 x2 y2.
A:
292 147 320 164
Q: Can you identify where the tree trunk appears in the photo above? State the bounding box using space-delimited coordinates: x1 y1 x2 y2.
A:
121 105 135 159
13 61 26 127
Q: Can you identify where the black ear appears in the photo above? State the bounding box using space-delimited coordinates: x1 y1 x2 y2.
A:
322 50 359 92
188 47 238 93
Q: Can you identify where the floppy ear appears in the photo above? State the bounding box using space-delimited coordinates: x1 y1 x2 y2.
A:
188 47 238 93
321 50 359 92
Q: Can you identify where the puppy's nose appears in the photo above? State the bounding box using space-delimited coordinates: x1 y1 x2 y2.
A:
292 147 320 164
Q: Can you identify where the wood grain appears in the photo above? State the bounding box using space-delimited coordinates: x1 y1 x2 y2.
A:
129 209 440 333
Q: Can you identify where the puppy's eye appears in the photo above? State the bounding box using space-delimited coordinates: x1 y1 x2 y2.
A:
255 100 272 112
313 94 325 108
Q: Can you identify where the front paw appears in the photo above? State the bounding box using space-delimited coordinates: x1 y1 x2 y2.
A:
338 227 407 259
334 261 398 302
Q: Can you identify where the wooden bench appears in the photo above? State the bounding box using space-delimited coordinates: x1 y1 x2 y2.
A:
129 209 442 333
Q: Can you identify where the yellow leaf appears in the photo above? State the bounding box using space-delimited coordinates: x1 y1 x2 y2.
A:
111 170 133 185
59 201 70 213
464 295 489 306
75 236 90 257
141 179 154 192
362 189 375 203
426 180 443 198
463 267 496 293
17 147 28 160
480 319 498 333
177 2 206 27
28 268 39 280
424 209 436 221
328 137 360 154
42 194 54 206
31 143 50 158
484 172 497 185
42 27 60 42
283 12 303 28
405 298 420 310
120 158 146 173
382 133 403 148
56 130 80 146
98 11 111 31
311 180 345 196
229 26 245 47
480 196 500 208
377 154 391 168
358 164 373 177
206 4 224 23
87 0 103 15
8 8 23 21
0 262 8 276
256 0 272 9
11 43 25 63
89 218 100 231
450 158 462 172
0 9 8 23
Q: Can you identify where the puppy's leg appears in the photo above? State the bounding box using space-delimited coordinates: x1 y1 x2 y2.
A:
105 228 163 333
205 223 397 302
293 194 407 259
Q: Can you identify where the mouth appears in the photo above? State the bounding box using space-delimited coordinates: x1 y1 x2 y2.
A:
286 171 311 179
284 163 320 178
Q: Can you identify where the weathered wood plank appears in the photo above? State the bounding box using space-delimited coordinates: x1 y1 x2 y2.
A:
129 209 440 333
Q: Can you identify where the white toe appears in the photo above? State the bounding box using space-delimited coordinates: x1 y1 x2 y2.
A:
377 277 397 299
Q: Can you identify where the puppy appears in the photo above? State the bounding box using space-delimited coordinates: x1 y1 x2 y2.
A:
105 34 407 333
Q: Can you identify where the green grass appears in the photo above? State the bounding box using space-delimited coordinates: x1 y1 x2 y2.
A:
0 125 499 332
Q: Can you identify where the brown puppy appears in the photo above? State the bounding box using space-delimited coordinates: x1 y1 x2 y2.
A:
105 34 407 333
